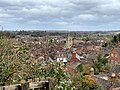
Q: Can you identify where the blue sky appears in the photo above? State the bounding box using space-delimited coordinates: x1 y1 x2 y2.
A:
0 0 120 31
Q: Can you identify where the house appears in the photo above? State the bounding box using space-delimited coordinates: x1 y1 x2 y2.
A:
110 48 120 64
66 51 81 72
66 62 81 73
67 51 81 64
66 50 87 73
109 65 120 75
56 51 68 63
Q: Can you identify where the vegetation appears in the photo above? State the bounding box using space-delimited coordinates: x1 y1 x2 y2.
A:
92 54 111 74
102 42 108 47
0 38 32 85
0 37 72 89
0 31 15 39
111 33 120 45
72 69 102 90
0 31 110 89
37 62 72 90
0 37 102 89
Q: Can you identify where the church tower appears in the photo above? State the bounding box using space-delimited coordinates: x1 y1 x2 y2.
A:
66 33 73 49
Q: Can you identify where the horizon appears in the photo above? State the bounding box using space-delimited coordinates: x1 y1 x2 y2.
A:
0 29 120 32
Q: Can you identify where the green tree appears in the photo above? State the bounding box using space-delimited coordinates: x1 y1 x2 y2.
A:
72 72 102 90
118 33 120 42
92 54 109 74
39 62 73 90
111 34 120 45
102 43 108 47
0 39 32 85
77 64 83 72
113 35 118 43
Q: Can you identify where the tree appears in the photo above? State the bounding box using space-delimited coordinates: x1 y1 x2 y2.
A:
92 54 109 74
72 72 102 90
118 33 120 42
38 62 73 90
114 35 118 42
102 43 108 48
49 39 53 45
111 33 120 46
0 39 32 85
77 64 83 72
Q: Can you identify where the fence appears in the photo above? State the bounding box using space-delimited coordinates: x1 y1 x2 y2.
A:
0 81 49 90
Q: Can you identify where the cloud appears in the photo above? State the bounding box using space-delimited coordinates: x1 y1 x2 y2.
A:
0 0 120 30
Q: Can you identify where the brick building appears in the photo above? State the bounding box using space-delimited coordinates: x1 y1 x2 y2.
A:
110 48 120 64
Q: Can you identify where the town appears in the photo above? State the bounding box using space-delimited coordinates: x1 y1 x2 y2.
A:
0 30 120 90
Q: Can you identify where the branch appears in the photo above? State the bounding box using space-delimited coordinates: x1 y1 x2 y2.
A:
4 71 16 82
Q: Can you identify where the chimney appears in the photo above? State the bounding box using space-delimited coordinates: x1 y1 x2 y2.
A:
72 51 76 59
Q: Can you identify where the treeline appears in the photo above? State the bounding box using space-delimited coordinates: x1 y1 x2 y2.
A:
0 31 88 38
0 30 112 38
0 31 68 38
0 31 16 39
16 30 68 37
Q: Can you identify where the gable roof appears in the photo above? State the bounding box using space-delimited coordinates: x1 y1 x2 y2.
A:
111 48 120 55
68 52 81 64
93 76 111 90
110 65 120 74
67 61 81 69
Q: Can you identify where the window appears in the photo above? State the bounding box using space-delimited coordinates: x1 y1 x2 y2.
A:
115 54 118 58
111 54 114 57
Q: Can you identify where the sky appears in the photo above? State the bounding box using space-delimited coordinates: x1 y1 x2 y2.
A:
0 0 120 31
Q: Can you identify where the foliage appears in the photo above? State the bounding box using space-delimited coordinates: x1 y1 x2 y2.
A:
77 64 83 72
111 33 120 46
0 38 72 89
102 43 108 47
92 54 109 74
0 38 103 90
0 31 15 39
118 33 120 41
0 39 32 85
49 39 53 45
113 35 118 43
104 63 112 73
16 31 66 37
82 64 91 75
39 62 73 90
72 72 102 90
71 63 102 90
